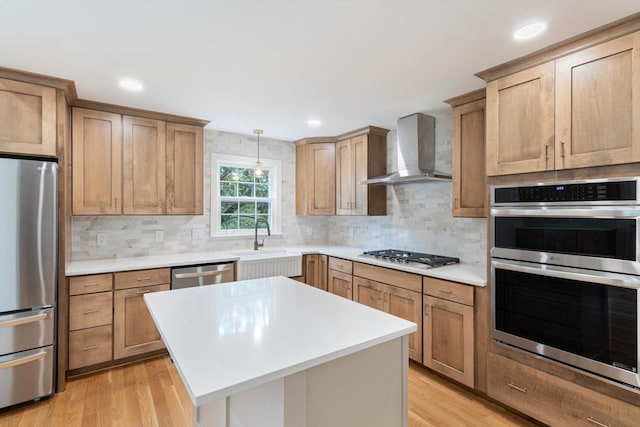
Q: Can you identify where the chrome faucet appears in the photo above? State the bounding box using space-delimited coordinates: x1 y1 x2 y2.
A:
253 218 271 250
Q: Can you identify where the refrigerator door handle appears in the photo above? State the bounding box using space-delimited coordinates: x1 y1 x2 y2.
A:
0 350 47 371
36 162 47 295
0 312 47 329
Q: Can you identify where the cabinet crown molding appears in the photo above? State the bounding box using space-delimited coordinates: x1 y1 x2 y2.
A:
0 66 77 101
444 88 486 108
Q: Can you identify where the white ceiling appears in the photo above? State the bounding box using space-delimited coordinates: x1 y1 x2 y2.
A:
1 1 638 141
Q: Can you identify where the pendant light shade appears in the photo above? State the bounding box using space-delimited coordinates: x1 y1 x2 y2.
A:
254 129 263 177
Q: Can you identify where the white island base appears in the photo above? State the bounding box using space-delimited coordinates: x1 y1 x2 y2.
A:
144 277 415 427
196 337 408 427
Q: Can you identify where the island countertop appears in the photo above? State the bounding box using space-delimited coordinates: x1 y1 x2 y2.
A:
144 276 416 407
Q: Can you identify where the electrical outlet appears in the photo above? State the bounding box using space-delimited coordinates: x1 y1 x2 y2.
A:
306 226 313 236
96 232 107 246
155 230 163 242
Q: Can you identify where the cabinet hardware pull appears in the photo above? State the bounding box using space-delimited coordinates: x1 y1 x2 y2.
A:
507 383 527 393
82 345 99 351
586 417 610 427
83 310 100 315
439 289 453 294
137 290 152 294
174 268 233 279
560 141 565 158
544 144 549 165
84 283 100 287
137 276 151 281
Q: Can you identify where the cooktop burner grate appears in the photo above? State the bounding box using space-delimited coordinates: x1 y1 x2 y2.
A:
361 249 459 268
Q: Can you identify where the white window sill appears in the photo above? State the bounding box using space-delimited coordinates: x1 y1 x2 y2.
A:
209 232 283 241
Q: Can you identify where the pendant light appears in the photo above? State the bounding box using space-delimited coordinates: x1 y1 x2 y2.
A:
254 129 263 177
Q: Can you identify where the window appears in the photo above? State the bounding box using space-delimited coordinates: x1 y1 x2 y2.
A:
211 154 281 237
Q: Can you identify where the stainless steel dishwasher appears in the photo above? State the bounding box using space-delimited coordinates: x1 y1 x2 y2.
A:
171 262 236 290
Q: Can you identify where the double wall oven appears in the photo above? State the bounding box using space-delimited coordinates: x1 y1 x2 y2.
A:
491 177 640 390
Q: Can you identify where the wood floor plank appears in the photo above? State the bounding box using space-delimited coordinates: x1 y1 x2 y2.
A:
1 356 539 427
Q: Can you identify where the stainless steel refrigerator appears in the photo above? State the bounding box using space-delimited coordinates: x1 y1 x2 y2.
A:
0 156 57 409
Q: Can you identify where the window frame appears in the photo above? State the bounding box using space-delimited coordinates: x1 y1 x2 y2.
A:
210 153 282 238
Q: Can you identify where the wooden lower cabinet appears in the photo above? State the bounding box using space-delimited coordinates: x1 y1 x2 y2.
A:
113 283 169 359
328 269 353 299
68 325 113 370
303 254 328 290
353 275 422 362
423 277 474 388
487 352 640 427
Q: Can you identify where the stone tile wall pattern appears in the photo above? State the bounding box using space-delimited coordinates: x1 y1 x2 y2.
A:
72 111 486 267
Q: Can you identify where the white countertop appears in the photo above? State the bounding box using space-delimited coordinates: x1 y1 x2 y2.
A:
144 276 416 406
66 245 486 286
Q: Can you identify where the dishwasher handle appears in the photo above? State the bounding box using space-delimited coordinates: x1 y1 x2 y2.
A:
174 267 233 280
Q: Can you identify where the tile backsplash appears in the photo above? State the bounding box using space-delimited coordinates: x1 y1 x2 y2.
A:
72 110 486 267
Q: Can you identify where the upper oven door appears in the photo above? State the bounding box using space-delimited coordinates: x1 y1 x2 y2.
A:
491 206 640 274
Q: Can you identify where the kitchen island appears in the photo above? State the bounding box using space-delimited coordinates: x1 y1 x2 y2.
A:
144 276 416 427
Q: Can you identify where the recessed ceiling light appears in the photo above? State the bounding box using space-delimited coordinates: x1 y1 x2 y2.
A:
118 78 143 92
513 22 547 40
306 119 322 127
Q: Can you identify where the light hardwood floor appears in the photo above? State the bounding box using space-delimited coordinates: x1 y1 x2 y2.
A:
0 357 539 427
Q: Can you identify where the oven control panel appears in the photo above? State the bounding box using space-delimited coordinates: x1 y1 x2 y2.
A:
493 179 637 204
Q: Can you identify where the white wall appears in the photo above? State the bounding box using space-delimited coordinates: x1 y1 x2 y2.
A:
72 111 486 266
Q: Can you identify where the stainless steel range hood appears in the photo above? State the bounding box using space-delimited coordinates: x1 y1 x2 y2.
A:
361 113 452 185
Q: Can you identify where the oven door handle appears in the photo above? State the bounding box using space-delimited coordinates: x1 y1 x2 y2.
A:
492 260 640 289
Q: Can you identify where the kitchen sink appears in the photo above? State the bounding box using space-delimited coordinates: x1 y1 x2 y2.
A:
233 248 302 280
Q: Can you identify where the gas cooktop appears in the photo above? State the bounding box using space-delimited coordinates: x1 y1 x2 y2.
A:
360 249 460 269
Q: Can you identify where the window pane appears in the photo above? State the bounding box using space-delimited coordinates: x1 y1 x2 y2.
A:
238 168 254 182
220 166 237 182
221 202 238 214
221 215 238 230
255 184 269 198
239 216 255 229
239 202 256 214
256 202 269 214
238 183 254 197
220 182 237 197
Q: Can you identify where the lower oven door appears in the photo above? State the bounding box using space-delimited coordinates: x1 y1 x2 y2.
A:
491 259 640 389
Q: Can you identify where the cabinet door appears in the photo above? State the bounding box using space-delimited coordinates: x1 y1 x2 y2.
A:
335 139 353 215
113 283 169 359
486 62 555 175
123 116 166 214
351 135 369 215
452 98 486 217
327 269 352 300
307 143 336 215
305 254 328 291
385 285 422 363
353 277 384 311
423 295 474 387
556 32 640 170
72 108 122 215
0 78 56 157
166 122 203 215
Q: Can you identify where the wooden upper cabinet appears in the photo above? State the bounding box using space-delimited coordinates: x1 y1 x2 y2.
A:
0 78 57 157
335 127 387 216
486 62 555 176
72 108 122 215
166 122 203 215
556 32 640 169
123 116 166 214
295 140 336 215
446 90 486 218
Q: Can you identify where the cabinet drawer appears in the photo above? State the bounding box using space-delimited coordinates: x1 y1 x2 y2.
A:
69 292 113 331
69 273 113 295
329 257 353 274
354 262 422 293
114 268 170 289
423 277 473 306
487 352 640 427
68 325 113 370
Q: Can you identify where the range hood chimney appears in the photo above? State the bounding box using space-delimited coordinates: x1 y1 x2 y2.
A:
361 113 452 185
